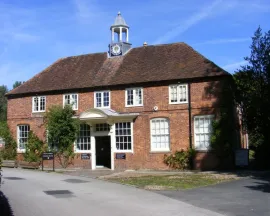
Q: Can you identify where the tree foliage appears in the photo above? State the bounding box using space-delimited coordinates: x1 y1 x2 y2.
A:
13 81 23 89
24 131 47 163
44 105 79 168
0 85 8 121
234 27 270 169
0 121 17 160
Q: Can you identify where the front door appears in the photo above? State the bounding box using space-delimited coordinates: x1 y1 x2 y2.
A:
95 136 111 169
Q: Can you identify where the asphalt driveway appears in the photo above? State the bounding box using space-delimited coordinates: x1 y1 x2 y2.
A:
157 173 270 216
1 168 224 216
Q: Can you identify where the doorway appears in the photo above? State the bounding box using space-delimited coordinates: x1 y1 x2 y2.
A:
95 136 111 169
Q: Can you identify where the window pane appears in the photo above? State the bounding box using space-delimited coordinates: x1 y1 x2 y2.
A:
127 90 133 105
103 92 109 107
96 92 102 107
115 122 132 151
151 118 169 150
170 86 177 102
18 125 30 150
194 116 213 150
76 124 91 151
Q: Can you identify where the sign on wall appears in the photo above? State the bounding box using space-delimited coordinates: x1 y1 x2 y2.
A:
235 149 249 167
116 153 126 160
81 153 91 160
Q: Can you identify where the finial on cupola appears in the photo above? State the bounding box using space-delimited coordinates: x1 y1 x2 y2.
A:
109 12 132 57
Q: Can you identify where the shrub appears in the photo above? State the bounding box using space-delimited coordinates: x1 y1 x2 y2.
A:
44 105 79 168
164 148 195 170
23 131 47 163
0 121 17 160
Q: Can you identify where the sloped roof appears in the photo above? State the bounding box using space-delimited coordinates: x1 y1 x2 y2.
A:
111 12 128 28
7 42 230 96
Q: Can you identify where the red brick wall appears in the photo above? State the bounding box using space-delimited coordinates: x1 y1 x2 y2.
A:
7 79 226 170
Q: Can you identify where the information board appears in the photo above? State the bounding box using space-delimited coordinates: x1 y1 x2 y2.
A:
235 149 249 167
116 153 126 159
81 153 91 160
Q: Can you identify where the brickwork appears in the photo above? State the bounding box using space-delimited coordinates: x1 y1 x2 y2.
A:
7 79 227 170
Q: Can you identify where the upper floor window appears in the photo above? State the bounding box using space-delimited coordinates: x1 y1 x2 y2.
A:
169 84 188 104
64 94 78 110
95 91 110 108
32 96 46 112
125 88 143 107
150 118 170 151
17 125 30 150
194 115 214 150
76 124 91 152
115 122 133 152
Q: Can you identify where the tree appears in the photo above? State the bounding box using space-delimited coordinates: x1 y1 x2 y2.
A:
234 27 270 169
0 85 8 121
0 121 17 160
13 81 23 89
44 105 79 168
24 131 47 163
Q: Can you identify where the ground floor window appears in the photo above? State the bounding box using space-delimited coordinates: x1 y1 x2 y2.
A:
151 118 170 151
115 122 132 151
194 115 214 150
76 124 91 151
17 125 30 150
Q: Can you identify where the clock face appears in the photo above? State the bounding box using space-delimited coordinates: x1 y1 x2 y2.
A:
111 44 121 55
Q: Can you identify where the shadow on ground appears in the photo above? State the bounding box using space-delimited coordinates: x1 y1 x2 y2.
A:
0 191 14 216
243 172 270 193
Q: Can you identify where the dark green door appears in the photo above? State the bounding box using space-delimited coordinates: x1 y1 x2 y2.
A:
95 136 111 168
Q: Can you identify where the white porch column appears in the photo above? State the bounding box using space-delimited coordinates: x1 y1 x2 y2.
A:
120 27 122 41
111 28 114 42
126 28 129 42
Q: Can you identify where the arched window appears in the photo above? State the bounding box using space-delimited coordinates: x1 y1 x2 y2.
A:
150 118 170 151
76 124 91 151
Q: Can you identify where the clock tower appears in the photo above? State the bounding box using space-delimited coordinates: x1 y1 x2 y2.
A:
109 12 131 57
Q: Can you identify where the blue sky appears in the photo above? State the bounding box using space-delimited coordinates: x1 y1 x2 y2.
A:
1 0 270 89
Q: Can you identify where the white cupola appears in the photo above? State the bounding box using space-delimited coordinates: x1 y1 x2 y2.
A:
109 12 131 57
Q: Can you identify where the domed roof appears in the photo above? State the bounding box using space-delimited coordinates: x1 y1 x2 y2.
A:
111 12 129 28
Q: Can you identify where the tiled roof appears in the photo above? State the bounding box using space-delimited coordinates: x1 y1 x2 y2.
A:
7 42 230 96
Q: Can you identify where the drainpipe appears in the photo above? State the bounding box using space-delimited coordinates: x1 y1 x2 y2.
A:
188 83 192 149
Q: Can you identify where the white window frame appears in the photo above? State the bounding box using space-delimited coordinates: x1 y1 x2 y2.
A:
63 93 78 110
194 115 214 151
125 87 143 107
94 91 110 108
115 122 133 153
169 84 188 104
32 96 46 113
75 123 91 153
17 125 30 152
150 118 170 152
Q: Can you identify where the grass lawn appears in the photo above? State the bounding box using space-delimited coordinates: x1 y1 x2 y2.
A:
105 173 238 190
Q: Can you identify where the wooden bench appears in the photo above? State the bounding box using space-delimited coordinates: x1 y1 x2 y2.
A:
2 160 18 168
19 161 40 169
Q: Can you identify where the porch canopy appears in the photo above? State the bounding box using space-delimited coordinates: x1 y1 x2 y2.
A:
79 108 139 124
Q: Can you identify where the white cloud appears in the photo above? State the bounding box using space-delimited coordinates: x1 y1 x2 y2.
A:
193 37 251 46
222 60 248 72
153 0 223 44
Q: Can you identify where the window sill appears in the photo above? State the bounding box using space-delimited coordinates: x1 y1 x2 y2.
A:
169 102 188 105
32 111 45 113
125 105 143 108
150 150 171 154
17 149 26 153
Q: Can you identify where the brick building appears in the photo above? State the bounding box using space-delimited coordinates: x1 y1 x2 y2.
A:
6 12 234 170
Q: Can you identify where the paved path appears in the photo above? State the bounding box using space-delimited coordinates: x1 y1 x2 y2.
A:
0 168 224 216
157 174 270 216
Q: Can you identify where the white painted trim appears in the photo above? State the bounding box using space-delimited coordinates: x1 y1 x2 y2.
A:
193 115 214 151
63 93 78 110
114 121 134 153
168 84 188 104
94 90 111 108
150 118 170 152
125 87 143 107
32 96 46 113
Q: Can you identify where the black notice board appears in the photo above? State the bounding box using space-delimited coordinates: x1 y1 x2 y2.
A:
235 149 249 167
81 153 91 160
116 153 126 159
42 152 54 160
